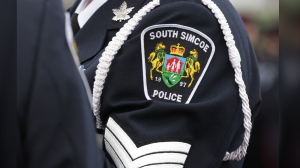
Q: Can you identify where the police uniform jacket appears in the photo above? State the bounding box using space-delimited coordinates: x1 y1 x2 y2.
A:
69 0 261 167
17 0 106 167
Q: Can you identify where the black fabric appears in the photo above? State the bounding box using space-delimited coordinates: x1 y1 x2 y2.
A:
17 0 113 167
71 13 80 36
69 0 261 167
0 1 17 168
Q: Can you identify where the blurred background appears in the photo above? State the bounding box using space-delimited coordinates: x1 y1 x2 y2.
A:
280 0 300 168
230 1 279 168
62 0 281 167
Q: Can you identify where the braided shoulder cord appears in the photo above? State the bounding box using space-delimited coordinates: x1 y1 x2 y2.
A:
202 0 252 161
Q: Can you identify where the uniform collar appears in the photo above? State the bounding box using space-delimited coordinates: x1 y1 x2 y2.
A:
77 0 108 28
74 0 148 64
74 0 92 14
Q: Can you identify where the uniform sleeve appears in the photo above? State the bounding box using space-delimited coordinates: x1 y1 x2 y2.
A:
81 0 261 168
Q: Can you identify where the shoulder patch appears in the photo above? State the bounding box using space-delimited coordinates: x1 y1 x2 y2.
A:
141 24 215 104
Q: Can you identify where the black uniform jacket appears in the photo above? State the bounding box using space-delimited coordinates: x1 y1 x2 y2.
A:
69 0 261 167
17 0 112 167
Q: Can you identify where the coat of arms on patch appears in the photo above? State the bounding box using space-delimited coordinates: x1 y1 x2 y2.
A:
141 24 215 104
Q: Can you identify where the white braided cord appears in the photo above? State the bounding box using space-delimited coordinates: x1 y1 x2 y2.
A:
92 0 160 130
201 0 252 161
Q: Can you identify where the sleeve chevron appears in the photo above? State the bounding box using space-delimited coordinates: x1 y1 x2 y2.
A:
104 117 191 168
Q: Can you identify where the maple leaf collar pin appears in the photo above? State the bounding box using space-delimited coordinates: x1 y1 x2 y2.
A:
112 1 134 22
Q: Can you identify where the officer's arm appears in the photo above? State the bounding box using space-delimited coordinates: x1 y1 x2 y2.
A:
93 0 261 167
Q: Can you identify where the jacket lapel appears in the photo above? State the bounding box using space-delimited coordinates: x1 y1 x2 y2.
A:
74 0 112 63
74 0 148 64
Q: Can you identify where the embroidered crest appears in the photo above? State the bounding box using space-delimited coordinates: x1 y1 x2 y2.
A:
112 1 134 22
141 24 215 104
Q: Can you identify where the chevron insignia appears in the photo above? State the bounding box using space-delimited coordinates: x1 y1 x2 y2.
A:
104 117 191 168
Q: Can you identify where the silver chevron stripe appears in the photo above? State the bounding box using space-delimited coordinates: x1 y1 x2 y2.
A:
104 118 191 168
